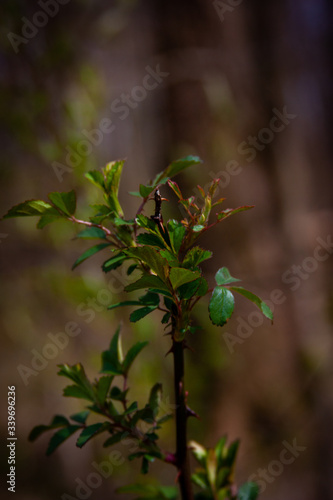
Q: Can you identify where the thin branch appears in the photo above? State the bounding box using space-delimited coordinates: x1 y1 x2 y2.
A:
69 215 122 247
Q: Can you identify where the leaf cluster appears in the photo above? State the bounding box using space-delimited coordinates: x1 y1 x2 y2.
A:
29 327 173 474
190 438 259 500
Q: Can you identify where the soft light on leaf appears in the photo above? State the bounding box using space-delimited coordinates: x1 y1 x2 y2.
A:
70 411 90 425
238 482 260 500
76 423 108 448
122 341 149 374
189 440 207 467
48 190 76 216
209 287 235 326
130 306 157 323
169 267 201 290
217 205 254 221
230 287 273 321
72 243 112 270
125 274 170 293
215 267 241 286
46 425 81 456
76 227 106 239
148 383 163 418
2 200 59 219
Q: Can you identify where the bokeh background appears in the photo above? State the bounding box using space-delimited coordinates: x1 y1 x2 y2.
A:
1 1 333 499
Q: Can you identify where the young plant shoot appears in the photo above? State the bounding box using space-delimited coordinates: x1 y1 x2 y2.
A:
2 156 273 500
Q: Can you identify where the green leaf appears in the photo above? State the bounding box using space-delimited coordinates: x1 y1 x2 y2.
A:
216 467 230 489
48 190 76 216
2 200 59 219
137 233 166 249
238 482 260 500
125 274 170 293
28 415 69 442
169 267 201 290
113 217 134 226
139 184 155 198
70 411 90 425
160 249 179 266
150 288 173 298
76 423 109 448
122 341 149 374
196 277 209 296
189 440 207 467
167 220 187 254
72 242 112 270
136 214 159 232
206 448 217 487
100 328 123 375
217 205 254 221
163 155 202 180
103 160 125 216
141 455 150 474
37 214 63 229
76 227 106 239
230 287 273 321
193 225 205 232
94 375 113 405
225 439 240 468
167 179 183 199
209 287 235 326
139 291 160 306
124 247 168 280
178 278 202 300
215 436 227 468
124 401 138 416
148 383 163 418
130 306 157 323
108 300 141 311
63 384 95 402
191 472 209 490
58 363 95 401
85 170 105 189
102 252 127 272
103 431 127 447
110 386 128 401
215 267 241 286
161 312 171 324
183 247 212 269
157 413 173 425
46 425 81 455
127 263 138 275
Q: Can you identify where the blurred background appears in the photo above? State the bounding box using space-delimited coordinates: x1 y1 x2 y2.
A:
1 1 333 499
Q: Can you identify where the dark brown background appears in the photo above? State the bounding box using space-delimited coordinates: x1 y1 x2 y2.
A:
1 1 333 499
